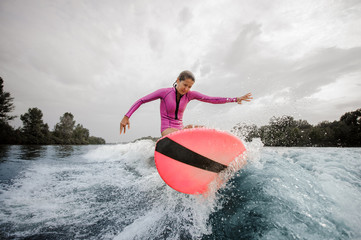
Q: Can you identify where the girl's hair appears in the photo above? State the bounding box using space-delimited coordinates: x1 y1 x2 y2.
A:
173 70 195 87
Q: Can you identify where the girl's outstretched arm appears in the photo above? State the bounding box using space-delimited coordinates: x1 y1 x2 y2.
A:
120 88 167 135
189 91 253 104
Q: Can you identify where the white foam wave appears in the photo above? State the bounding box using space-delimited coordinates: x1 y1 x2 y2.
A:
1 139 248 239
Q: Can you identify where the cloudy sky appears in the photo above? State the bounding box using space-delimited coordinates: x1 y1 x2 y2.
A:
1 0 360 143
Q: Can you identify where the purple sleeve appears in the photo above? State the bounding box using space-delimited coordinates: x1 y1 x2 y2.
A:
188 91 237 104
125 88 165 118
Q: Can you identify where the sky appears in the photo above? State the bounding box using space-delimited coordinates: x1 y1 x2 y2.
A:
1 0 360 143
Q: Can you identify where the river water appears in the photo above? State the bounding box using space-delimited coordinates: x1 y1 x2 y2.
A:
0 139 360 239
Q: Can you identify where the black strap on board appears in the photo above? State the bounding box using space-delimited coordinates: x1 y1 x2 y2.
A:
155 137 227 173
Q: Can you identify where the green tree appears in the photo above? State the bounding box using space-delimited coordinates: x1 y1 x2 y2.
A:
52 112 106 145
260 116 297 146
20 108 51 144
312 121 337 146
0 77 17 144
53 112 76 144
232 123 259 142
73 124 90 144
309 127 323 146
88 136 106 144
295 119 312 146
235 110 361 147
0 77 16 124
339 109 361 146
258 116 313 146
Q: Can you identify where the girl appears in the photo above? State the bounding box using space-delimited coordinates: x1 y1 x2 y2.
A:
120 70 252 136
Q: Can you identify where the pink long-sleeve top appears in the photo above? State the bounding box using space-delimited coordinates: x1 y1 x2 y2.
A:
125 87 237 133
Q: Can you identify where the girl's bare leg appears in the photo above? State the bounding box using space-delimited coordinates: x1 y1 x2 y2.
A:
161 125 204 137
183 124 204 129
161 128 179 137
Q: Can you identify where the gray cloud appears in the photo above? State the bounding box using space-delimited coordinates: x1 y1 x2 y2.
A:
148 29 164 54
288 47 361 97
178 7 193 27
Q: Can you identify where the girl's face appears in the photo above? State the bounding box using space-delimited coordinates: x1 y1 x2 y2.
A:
176 78 194 95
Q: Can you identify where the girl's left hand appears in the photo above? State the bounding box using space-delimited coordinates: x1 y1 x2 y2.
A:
237 93 253 104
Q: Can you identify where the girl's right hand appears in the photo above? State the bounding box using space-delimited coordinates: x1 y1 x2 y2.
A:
120 116 130 134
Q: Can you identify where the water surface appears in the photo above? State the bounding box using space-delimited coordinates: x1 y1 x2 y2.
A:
0 141 360 239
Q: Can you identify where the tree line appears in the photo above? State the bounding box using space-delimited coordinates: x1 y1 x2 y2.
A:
1 77 105 145
232 109 361 147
